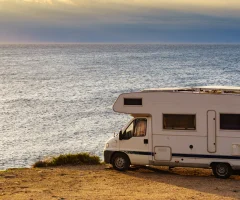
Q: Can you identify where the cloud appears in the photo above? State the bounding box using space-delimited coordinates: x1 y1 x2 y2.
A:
1 0 240 24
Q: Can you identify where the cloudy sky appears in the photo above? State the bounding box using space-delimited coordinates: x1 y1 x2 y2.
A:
0 0 240 43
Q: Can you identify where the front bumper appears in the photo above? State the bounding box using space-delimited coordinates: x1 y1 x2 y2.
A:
104 150 115 164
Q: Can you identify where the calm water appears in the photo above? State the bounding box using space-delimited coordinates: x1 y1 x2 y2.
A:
0 44 240 169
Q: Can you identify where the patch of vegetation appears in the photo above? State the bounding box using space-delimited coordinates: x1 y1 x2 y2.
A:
33 153 101 168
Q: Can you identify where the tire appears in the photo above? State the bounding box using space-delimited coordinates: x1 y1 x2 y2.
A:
112 153 130 171
212 163 232 179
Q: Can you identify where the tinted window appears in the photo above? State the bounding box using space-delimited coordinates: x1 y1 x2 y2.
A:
220 114 240 130
163 114 196 130
124 98 142 105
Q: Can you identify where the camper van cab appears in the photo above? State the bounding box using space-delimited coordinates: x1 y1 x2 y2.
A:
104 86 240 179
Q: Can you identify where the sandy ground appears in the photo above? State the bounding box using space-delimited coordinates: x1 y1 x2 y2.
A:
0 165 240 200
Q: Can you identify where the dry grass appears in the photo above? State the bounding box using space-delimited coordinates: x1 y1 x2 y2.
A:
0 165 240 200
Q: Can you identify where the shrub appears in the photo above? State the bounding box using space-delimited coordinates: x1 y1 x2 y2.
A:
33 153 101 168
33 160 48 168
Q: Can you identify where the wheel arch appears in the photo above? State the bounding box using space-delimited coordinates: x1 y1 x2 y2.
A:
110 151 131 165
210 162 232 167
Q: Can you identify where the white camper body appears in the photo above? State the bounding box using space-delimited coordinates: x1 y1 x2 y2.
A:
104 86 240 178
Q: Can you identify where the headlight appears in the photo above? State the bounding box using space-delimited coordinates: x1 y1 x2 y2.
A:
105 143 109 148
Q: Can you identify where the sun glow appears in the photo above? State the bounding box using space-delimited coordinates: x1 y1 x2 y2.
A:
2 0 76 6
1 0 239 9
0 0 239 15
23 0 53 4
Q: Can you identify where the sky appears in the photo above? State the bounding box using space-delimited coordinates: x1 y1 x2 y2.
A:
0 0 240 43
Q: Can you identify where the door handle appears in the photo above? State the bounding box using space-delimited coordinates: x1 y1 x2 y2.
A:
144 139 148 144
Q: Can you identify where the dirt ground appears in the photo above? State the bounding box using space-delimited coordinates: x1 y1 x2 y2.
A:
0 165 240 200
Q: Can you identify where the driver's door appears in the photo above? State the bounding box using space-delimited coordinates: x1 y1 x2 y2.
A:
119 118 150 165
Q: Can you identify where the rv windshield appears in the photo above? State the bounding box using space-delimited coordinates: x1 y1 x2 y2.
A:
124 121 134 139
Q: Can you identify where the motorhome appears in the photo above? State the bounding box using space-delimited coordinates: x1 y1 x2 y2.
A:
104 86 240 179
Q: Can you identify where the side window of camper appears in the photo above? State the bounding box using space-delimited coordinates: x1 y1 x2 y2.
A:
124 98 142 105
220 114 240 130
163 114 196 130
133 118 147 137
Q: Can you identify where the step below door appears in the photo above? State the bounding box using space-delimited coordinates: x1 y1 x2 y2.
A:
207 110 216 153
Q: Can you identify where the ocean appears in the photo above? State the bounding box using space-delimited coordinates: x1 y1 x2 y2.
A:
0 44 240 169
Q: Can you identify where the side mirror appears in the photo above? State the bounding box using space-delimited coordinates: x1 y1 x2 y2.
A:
119 130 123 140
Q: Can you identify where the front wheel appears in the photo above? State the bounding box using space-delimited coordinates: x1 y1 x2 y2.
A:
212 163 232 179
112 153 130 171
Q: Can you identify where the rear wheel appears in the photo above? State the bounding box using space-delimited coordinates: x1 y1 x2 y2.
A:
112 153 130 171
212 163 232 179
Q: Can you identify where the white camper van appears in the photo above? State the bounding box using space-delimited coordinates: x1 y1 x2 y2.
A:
104 86 240 179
